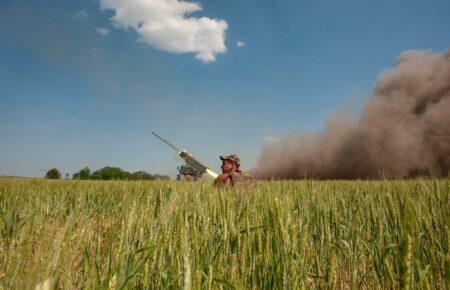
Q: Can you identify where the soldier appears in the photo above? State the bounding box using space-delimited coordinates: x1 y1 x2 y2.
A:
213 154 254 187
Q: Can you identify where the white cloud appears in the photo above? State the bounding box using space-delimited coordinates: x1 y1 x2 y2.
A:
74 10 89 19
99 0 228 63
236 40 245 48
96 27 111 36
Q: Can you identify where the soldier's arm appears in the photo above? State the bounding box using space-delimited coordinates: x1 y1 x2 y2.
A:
213 173 231 186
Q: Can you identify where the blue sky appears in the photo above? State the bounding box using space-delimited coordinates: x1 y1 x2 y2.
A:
0 0 449 178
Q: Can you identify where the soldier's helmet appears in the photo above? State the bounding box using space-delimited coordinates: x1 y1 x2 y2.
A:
220 154 241 168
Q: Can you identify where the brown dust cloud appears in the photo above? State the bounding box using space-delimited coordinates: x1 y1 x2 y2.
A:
255 49 450 179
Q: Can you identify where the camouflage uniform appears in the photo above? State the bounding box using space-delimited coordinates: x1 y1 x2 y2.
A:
214 154 254 187
227 170 254 187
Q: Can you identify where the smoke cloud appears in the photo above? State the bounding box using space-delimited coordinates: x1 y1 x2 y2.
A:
255 49 450 179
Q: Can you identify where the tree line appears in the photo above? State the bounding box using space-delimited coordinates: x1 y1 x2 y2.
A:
44 167 170 180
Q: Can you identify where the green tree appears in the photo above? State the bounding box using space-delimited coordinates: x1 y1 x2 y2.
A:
130 171 153 180
73 167 91 180
91 167 131 180
45 168 61 179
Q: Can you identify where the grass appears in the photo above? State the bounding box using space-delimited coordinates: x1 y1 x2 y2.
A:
0 178 449 289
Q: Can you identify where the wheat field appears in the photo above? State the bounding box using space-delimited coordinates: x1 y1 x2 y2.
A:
0 178 448 289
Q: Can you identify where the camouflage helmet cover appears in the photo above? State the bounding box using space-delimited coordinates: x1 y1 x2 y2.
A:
220 154 241 167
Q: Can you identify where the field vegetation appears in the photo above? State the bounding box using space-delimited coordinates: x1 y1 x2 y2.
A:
0 178 448 289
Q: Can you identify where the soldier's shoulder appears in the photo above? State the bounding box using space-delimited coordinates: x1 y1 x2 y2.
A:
234 171 253 178
230 171 254 185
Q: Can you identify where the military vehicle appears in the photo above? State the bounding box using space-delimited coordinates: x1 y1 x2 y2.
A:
152 132 218 181
177 165 199 181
